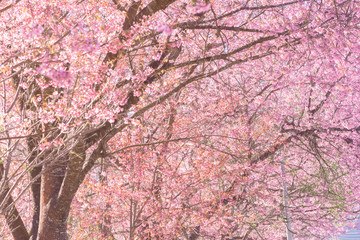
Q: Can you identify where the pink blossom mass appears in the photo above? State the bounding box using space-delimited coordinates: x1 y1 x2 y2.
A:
0 0 359 239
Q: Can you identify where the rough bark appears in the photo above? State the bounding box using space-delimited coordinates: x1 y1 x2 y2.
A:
37 161 68 240
2 193 30 240
37 204 69 240
0 163 29 240
27 137 42 240
29 166 42 240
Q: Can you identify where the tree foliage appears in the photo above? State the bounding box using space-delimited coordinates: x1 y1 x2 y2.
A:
0 0 359 239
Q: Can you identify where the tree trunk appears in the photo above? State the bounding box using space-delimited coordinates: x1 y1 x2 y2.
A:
28 166 42 240
36 161 70 240
36 178 71 240
35 139 86 240
37 210 69 240
28 137 42 240
2 192 30 240
0 163 30 240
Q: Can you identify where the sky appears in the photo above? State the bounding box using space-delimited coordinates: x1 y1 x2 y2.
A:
339 229 360 240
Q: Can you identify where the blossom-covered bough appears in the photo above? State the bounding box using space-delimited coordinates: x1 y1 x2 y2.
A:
0 0 359 239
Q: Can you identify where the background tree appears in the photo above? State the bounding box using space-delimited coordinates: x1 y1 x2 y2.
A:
0 0 359 239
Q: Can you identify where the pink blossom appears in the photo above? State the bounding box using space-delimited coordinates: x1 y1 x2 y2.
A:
156 23 173 35
50 69 71 81
195 3 211 13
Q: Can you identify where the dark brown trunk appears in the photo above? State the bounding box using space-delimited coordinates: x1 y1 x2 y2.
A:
27 129 43 240
2 192 30 240
0 163 30 240
36 160 69 240
37 208 69 240
36 139 86 240
28 165 42 240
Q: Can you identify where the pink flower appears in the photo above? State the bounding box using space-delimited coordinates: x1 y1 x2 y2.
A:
27 23 44 37
156 23 173 35
47 69 72 87
190 4 211 15
50 69 71 81
196 4 211 13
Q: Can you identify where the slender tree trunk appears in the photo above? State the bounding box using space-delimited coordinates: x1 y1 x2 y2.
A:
28 166 42 240
1 190 30 240
28 137 42 240
0 162 29 240
98 163 116 239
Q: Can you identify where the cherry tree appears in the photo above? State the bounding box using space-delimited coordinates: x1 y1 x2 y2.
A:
0 0 359 239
